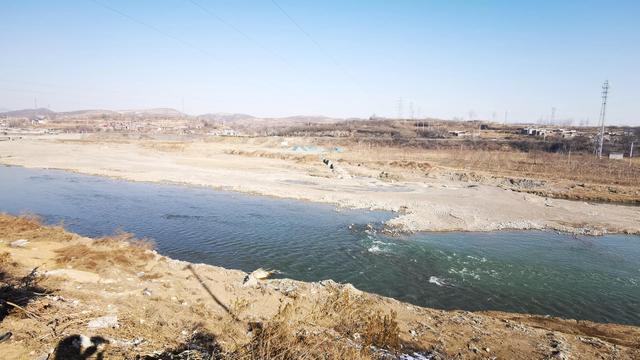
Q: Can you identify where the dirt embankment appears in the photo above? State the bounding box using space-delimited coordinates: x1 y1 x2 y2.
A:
1 215 639 359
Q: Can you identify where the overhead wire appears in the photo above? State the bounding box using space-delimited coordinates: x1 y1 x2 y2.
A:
90 0 213 58
269 0 371 98
88 0 285 91
186 0 295 69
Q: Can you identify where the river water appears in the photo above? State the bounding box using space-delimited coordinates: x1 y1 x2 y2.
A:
1 165 638 325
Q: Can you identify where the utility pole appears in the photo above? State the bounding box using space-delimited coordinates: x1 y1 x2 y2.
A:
550 107 556 125
396 98 404 120
597 80 609 158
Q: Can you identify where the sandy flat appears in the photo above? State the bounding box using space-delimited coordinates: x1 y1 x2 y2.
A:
0 135 638 235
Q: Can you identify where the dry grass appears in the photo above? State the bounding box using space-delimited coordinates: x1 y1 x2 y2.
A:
234 287 401 360
312 287 400 351
0 213 156 275
224 149 318 164
342 144 640 187
0 213 74 243
442 149 640 187
0 213 42 232
54 232 155 274
140 141 188 152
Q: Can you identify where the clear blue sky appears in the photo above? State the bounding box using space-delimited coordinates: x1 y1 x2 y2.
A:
1 0 639 124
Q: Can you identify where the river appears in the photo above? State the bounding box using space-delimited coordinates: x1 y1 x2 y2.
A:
1 165 638 325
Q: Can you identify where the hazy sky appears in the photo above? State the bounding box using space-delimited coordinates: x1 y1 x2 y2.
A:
1 0 639 124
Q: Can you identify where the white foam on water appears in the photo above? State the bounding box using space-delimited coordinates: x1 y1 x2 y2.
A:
448 267 481 280
467 255 487 262
429 276 446 286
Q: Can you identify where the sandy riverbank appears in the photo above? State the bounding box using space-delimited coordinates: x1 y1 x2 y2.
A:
1 214 639 359
0 135 638 235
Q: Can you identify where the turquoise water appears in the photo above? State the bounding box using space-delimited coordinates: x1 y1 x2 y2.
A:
1 165 639 325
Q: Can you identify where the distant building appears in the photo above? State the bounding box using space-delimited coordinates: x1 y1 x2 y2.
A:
609 153 624 160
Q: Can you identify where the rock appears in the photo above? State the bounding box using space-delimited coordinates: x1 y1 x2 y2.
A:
87 315 119 329
250 268 275 280
242 274 258 288
10 239 29 248
243 268 277 287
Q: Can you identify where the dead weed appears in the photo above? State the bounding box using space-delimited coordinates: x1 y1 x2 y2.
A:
233 286 400 359
54 232 155 273
0 213 74 242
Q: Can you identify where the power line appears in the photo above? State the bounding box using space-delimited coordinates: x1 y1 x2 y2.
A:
186 0 294 68
89 0 285 92
90 0 213 58
269 0 369 97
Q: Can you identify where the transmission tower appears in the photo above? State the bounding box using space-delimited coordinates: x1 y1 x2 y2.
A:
597 80 609 158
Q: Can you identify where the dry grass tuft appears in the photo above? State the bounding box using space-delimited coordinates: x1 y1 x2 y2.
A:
234 287 400 359
0 213 42 232
0 213 74 242
94 231 156 250
0 252 15 268
54 232 155 273
313 287 400 351
141 141 188 152
236 306 371 360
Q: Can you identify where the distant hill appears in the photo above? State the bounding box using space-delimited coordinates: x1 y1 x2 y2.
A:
197 113 341 125
197 113 256 123
277 115 340 124
1 107 343 124
0 108 55 118
58 109 119 117
1 107 187 120
118 108 185 117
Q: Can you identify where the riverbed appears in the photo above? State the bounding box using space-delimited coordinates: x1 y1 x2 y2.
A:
1 165 638 325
